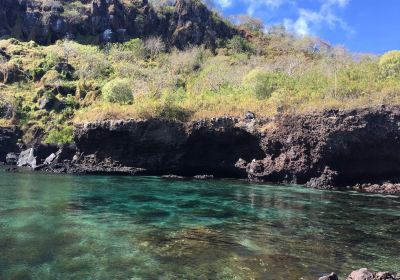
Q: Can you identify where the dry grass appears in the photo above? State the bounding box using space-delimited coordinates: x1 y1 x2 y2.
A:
0 118 12 127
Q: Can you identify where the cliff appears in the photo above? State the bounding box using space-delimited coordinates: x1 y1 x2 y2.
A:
3 106 400 194
0 0 236 47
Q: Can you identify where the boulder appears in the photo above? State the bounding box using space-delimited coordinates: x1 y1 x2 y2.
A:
17 148 37 168
245 111 256 120
17 144 59 169
5 152 18 165
39 95 67 111
44 153 57 165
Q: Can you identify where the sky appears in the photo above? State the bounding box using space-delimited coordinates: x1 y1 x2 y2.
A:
211 0 400 54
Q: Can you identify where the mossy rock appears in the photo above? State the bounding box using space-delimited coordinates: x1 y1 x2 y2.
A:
53 62 76 80
75 81 100 100
40 70 62 87
82 90 101 106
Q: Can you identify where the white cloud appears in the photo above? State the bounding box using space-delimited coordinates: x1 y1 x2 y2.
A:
283 0 353 36
214 0 233 8
213 0 287 11
212 0 353 37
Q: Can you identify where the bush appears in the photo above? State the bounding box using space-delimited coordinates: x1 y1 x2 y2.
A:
44 126 74 145
227 35 254 54
379 50 400 78
108 39 147 62
243 69 287 99
102 78 133 104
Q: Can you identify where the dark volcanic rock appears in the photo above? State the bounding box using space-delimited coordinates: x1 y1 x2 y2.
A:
11 106 400 194
246 106 400 189
70 106 400 193
353 183 400 195
0 126 18 163
5 152 18 165
73 118 265 178
0 0 236 48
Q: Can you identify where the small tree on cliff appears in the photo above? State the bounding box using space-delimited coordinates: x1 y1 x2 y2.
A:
144 36 166 59
102 78 133 104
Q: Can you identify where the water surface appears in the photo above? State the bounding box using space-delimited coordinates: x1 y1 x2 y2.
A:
0 171 399 279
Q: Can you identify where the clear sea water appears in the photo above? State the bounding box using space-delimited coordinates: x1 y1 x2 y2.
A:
0 170 399 280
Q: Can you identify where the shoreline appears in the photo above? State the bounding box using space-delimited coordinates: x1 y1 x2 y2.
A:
2 105 400 195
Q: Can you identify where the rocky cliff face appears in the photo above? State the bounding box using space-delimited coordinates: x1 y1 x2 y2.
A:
245 106 400 188
70 106 400 193
0 0 236 47
73 118 264 177
2 106 400 194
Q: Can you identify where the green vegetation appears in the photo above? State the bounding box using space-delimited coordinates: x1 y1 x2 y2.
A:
44 126 74 145
102 78 133 104
0 23 399 142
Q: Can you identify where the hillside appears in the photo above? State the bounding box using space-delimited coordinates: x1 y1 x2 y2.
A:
0 0 399 146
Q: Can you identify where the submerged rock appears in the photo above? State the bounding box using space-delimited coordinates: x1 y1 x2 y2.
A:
319 272 339 280
319 269 400 280
346 268 399 280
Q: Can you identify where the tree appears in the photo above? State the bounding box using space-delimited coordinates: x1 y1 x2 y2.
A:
233 15 264 33
102 78 133 104
379 50 400 78
144 36 166 59
243 69 287 100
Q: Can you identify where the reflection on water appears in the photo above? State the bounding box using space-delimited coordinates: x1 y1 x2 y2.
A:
0 171 399 280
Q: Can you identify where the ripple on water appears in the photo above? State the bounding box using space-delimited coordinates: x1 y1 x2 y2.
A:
0 173 399 279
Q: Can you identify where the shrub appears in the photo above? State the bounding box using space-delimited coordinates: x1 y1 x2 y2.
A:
144 36 165 59
108 39 147 62
41 70 62 86
243 69 287 99
189 56 246 94
379 50 400 78
102 78 133 104
44 126 74 145
227 35 255 54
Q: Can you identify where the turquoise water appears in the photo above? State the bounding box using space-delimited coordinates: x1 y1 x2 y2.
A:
0 171 399 280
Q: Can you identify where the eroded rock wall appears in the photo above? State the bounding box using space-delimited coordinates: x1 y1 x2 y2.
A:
73 118 264 177
0 0 236 47
71 106 400 191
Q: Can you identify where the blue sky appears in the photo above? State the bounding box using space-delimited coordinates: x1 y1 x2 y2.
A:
211 0 400 54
